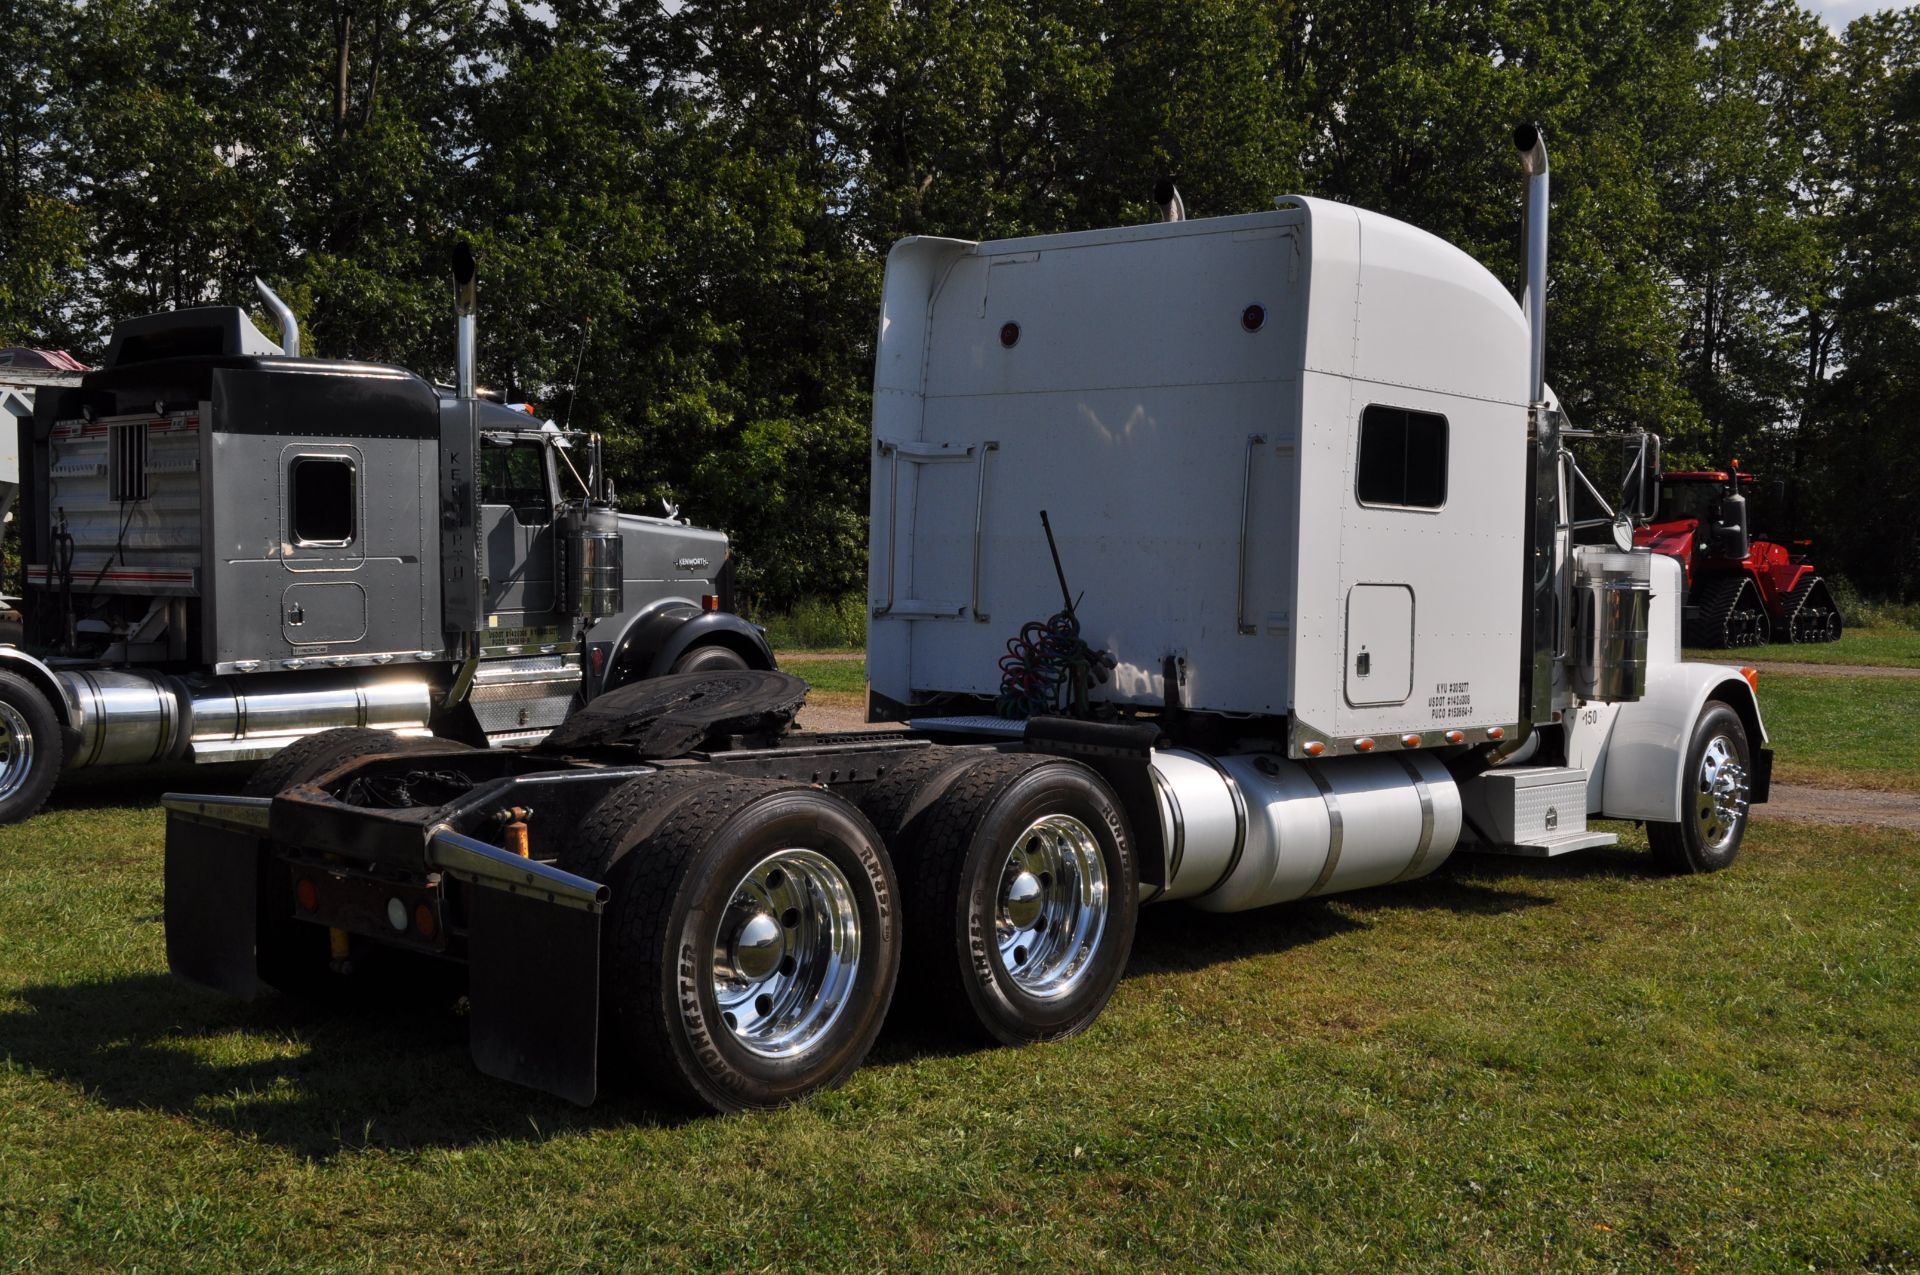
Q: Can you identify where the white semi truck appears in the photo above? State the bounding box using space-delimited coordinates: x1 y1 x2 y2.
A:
162 125 1767 1112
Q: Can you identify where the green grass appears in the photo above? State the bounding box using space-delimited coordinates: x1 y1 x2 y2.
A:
2 771 1918 1269
785 657 867 696
1753 672 1920 793
755 594 867 653
1685 624 1920 668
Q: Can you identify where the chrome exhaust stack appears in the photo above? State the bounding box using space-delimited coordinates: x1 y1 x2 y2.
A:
1152 178 1186 223
1513 123 1560 730
253 277 300 357
1514 123 1549 405
452 242 478 399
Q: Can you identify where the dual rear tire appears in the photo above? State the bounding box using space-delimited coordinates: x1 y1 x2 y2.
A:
566 773 901 1113
574 751 1139 1112
862 753 1138 1047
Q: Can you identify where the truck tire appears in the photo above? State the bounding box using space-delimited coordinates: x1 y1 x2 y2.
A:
568 772 900 1112
854 746 995 848
669 643 750 675
1648 701 1752 874
892 753 1137 1046
0 670 65 825
243 727 463 999
243 727 414 797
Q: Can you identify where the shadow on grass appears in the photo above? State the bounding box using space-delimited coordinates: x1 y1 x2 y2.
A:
0 973 674 1159
0 843 1630 1155
40 762 256 814
1126 858 1560 977
1443 838 1670 885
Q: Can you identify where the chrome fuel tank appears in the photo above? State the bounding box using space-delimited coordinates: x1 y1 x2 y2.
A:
57 668 434 768
1149 748 1462 912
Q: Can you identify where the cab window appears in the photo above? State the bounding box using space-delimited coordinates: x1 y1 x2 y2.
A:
481 442 552 526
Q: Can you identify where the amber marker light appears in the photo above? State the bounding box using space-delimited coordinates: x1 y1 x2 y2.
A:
1354 737 1375 752
1303 741 1326 757
1739 666 1759 693
1402 734 1422 748
1445 730 1465 744
414 904 438 940
1487 726 1506 740
295 878 318 911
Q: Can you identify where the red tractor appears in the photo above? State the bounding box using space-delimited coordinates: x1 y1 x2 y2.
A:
1635 463 1843 648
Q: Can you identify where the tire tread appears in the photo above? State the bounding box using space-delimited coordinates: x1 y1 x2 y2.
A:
583 773 810 1108
894 752 1057 1027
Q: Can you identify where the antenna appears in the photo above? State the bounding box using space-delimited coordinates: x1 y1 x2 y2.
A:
563 314 593 431
1039 510 1077 620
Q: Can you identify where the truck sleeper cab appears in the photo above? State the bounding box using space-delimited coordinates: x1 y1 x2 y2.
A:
161 126 1769 1114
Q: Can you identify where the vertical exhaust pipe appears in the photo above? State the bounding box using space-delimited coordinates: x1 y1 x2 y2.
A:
451 242 478 399
1514 123 1549 405
1152 178 1186 223
254 277 300 357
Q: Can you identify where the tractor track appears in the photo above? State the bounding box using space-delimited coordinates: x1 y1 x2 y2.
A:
1755 783 1920 832
1746 661 1920 679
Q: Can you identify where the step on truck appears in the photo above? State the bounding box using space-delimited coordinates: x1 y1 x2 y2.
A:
163 125 1771 1112
0 248 772 823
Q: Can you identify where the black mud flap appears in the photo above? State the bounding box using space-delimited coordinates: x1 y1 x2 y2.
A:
1751 747 1773 805
466 882 602 1106
163 803 267 1000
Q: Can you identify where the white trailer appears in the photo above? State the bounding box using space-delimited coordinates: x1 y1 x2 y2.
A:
162 125 1768 1112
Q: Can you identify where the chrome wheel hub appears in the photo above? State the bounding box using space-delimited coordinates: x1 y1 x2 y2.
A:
1694 734 1749 852
710 848 861 1058
0 701 34 803
995 813 1108 1000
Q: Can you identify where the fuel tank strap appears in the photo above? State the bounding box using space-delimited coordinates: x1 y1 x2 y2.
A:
1302 764 1345 897
1146 763 1184 902
1388 754 1438 883
1189 751 1248 900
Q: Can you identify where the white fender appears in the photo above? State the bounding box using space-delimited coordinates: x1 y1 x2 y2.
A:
1598 660 1766 823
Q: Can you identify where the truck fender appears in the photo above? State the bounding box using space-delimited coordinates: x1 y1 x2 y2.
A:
587 602 776 698
1599 661 1767 823
0 646 76 734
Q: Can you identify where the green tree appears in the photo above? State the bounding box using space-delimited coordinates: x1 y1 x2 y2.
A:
0 0 89 348
1805 10 1920 598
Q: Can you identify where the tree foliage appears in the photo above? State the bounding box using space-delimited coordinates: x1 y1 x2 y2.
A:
9 0 1920 601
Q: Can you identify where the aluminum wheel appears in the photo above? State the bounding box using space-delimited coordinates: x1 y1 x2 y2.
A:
710 847 862 1059
0 699 36 804
1694 734 1749 852
995 813 1109 1000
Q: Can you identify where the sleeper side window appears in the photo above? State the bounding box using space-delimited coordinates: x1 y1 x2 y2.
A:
1356 405 1448 509
291 456 356 545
